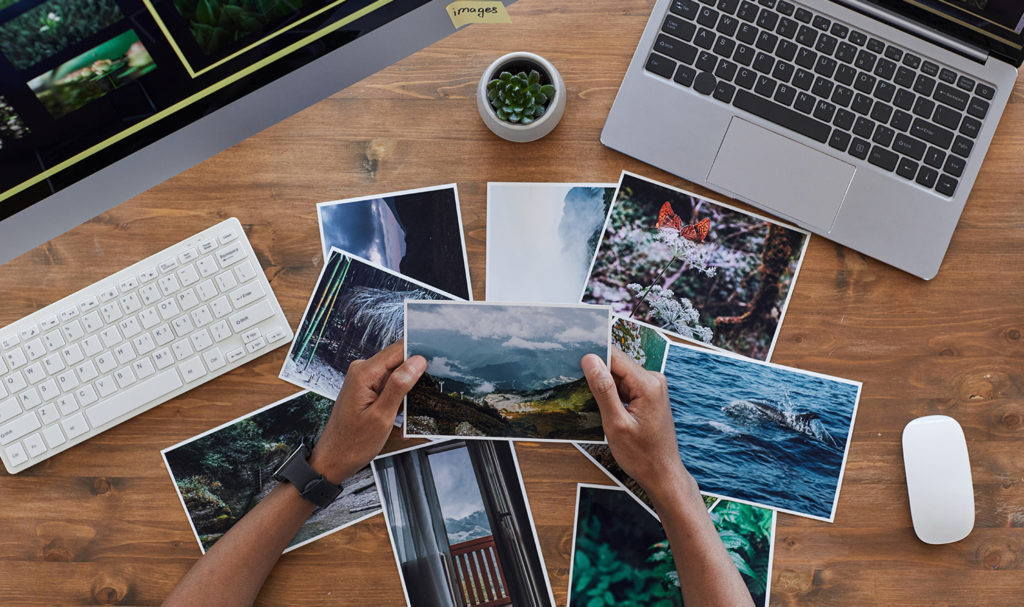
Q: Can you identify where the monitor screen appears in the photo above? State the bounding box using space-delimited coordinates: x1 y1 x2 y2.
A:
0 0 433 222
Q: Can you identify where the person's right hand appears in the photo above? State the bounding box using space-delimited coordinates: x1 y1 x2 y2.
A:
581 348 695 500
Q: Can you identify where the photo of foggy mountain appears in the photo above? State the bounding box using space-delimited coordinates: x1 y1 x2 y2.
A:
404 302 611 442
317 185 472 299
487 183 614 304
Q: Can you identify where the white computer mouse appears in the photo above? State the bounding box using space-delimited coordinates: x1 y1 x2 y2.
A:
902 415 975 545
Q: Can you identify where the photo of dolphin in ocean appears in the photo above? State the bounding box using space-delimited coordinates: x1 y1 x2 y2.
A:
722 399 840 448
664 342 861 521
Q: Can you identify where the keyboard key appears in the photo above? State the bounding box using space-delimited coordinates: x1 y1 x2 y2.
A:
794 91 815 114
944 155 965 177
714 36 736 58
921 61 938 76
813 100 836 122
911 118 954 149
853 116 875 138
75 385 98 407
855 49 876 72
894 66 915 88
938 68 956 84
713 80 736 102
851 93 872 115
733 89 830 142
854 72 875 94
913 97 934 119
96 375 117 398
835 42 857 64
828 129 851 152
19 326 39 341
833 108 855 130
959 116 981 139
4 372 26 394
835 64 856 86
975 83 994 100
753 52 774 74
42 424 65 449
5 348 27 370
81 336 102 357
872 125 895 147
924 146 946 169
62 412 89 439
697 5 719 27
56 394 78 416
733 44 755 66
831 86 853 107
913 75 935 97
266 327 288 343
737 0 758 21
956 76 975 92
812 15 830 30
792 68 814 90
814 56 837 78
890 110 913 132
179 357 207 384
716 59 738 81
870 102 893 124
133 357 156 379
694 71 717 94
5 442 27 467
717 14 739 36
226 347 246 364
868 146 898 171
796 47 817 70
774 82 796 105
0 398 19 423
814 34 837 56
934 83 968 110
936 174 958 196
952 135 973 158
893 88 914 110
932 105 961 130
203 348 226 372
656 35 698 64
967 97 989 120
25 432 46 457
916 165 938 188
85 368 183 427
100 326 122 348
755 31 778 53
903 53 921 68
776 16 797 38
697 50 719 72
893 134 926 160
0 412 40 445
796 24 817 47
775 39 797 61
849 137 870 159
694 28 716 49
671 0 700 19
23 339 45 361
674 64 697 86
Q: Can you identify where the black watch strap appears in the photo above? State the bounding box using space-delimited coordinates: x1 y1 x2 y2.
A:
273 444 343 508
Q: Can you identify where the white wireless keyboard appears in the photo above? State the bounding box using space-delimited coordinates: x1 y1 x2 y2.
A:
0 218 293 474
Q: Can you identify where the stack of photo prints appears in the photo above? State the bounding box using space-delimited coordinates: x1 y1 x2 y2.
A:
161 175 862 606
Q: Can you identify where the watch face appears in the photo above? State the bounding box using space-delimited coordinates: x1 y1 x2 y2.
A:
273 444 310 482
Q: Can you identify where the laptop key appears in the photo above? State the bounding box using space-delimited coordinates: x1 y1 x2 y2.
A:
953 135 976 157
853 116 875 138
794 91 814 113
854 72 876 94
772 60 794 82
959 116 981 139
851 93 872 115
893 134 926 160
656 35 698 64
834 108 856 130
891 109 913 132
796 25 817 47
796 47 817 69
777 16 798 38
944 155 965 177
695 28 716 49
832 86 853 107
874 58 897 80
854 49 877 72
734 44 755 66
735 67 757 89
713 81 737 102
896 157 918 180
835 64 856 86
753 52 774 73
646 53 677 79
868 146 898 171
903 53 921 68
921 61 939 76
813 100 836 122
912 118 954 149
884 46 903 62
697 50 719 72
924 146 945 169
812 15 830 30
792 68 814 90
830 22 849 38
671 0 700 19
693 71 718 94
932 105 961 130
916 165 938 188
849 137 870 159
936 174 958 196
737 0 758 21
774 83 797 105
870 102 893 124
829 129 851 152
893 88 914 110
664 15 698 41
967 97 989 120
756 8 779 30
733 89 831 142
794 6 811 23
756 31 779 52
934 83 968 110
913 97 934 119
718 0 740 13
777 0 794 15
674 65 698 86
836 42 857 63
874 81 896 103
872 124 895 147
938 68 956 84
815 34 838 56
812 76 833 98
717 14 739 36
755 75 777 97
956 76 975 92
776 39 798 61
715 59 738 81
814 56 838 78
867 38 885 53
697 6 719 27
913 75 935 96
975 83 994 100
894 66 915 88
848 30 866 46
737 22 757 44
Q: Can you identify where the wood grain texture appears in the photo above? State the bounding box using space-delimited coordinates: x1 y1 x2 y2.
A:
1 0 1023 603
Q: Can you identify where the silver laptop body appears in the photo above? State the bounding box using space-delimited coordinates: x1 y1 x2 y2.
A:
603 0 1020 279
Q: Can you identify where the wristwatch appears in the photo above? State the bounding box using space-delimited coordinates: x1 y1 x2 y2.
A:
272 443 343 508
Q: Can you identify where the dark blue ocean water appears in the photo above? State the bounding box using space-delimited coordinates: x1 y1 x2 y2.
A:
665 346 859 519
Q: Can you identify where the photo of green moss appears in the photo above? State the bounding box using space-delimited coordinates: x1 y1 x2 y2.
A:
0 0 123 71
0 96 30 148
27 29 156 119
172 0 324 57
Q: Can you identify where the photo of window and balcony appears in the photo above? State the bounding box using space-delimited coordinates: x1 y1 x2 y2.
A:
373 439 554 607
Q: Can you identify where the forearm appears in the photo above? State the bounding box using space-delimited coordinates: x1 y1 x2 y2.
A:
163 483 316 607
648 468 754 607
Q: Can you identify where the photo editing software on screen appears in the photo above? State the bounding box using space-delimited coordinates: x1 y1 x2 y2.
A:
0 0 431 220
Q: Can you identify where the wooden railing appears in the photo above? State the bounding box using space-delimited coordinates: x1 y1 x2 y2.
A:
449 535 511 607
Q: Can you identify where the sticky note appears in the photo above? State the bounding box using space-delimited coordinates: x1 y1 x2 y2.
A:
446 1 511 28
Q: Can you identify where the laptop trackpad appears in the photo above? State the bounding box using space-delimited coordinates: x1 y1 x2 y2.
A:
707 118 855 232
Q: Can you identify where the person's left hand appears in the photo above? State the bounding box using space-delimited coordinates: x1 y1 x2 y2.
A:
309 340 426 483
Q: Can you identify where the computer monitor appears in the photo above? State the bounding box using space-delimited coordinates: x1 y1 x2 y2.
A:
0 0 489 265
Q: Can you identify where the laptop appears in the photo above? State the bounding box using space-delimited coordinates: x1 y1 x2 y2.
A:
602 0 1022 279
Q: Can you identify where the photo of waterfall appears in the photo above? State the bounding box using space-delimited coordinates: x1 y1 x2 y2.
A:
317 184 473 299
279 249 456 400
486 183 614 303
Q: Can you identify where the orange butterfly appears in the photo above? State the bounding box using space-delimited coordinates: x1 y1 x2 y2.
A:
655 201 710 243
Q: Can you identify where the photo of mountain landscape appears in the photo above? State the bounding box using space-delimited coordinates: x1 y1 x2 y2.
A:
404 302 611 442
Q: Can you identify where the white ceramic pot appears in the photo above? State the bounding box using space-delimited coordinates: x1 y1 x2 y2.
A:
477 52 565 143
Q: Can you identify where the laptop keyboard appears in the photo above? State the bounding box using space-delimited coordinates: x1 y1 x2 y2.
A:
645 0 997 197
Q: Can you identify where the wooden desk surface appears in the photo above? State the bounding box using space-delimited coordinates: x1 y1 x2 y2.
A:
2 0 1023 604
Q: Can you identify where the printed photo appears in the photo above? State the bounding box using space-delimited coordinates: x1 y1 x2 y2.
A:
404 301 611 442
373 439 555 607
486 183 614 303
612 315 668 372
317 184 472 300
574 443 718 520
162 391 381 553
664 343 860 521
0 0 123 70
0 96 30 148
568 484 775 607
279 249 457 399
583 171 809 361
28 29 156 119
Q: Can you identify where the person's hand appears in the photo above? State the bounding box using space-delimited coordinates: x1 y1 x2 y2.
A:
581 348 696 502
309 341 426 484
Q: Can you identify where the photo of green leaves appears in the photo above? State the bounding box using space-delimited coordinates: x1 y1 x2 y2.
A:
172 0 324 57
27 29 156 119
0 0 123 70
569 485 774 607
0 96 30 148
583 172 809 361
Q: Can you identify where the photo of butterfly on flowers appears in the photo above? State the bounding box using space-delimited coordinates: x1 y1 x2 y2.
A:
583 172 809 360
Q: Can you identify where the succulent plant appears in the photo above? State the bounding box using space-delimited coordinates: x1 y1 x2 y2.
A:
486 69 556 124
